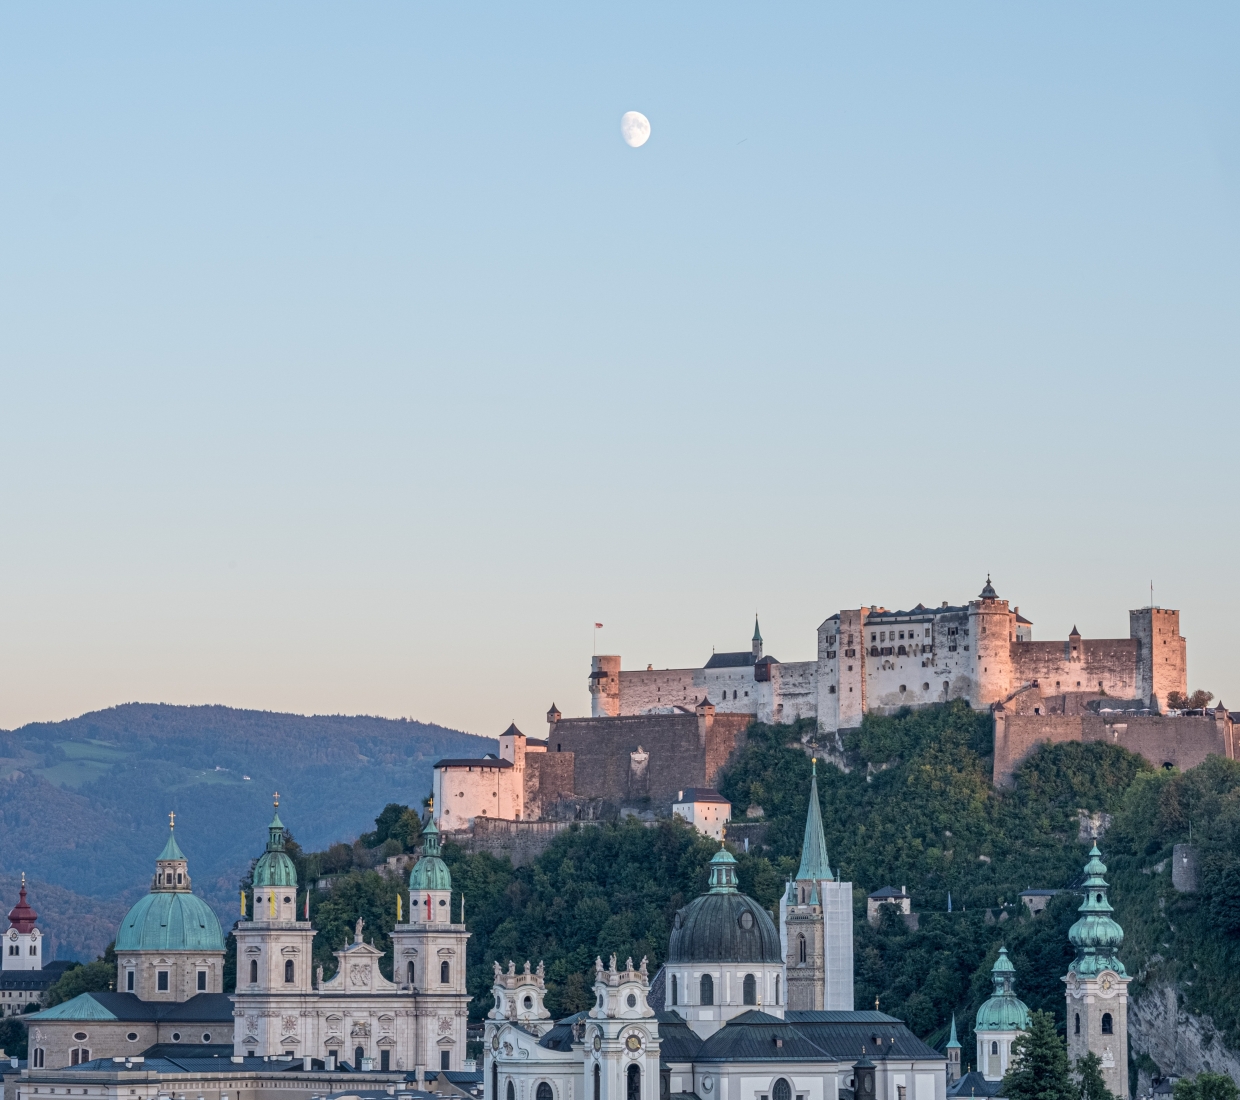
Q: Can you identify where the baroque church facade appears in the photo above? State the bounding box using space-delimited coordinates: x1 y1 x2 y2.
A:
23 802 469 1075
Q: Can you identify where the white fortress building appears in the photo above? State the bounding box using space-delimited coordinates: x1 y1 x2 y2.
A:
590 580 1188 733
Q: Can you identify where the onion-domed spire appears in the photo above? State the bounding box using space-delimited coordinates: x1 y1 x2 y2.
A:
7 874 37 934
252 793 298 888
975 948 1031 1031
1068 844 1127 977
409 802 452 893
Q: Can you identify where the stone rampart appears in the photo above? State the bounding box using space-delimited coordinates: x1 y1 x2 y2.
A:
993 709 1236 787
445 818 604 867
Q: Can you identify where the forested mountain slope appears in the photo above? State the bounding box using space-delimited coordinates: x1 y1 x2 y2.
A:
0 703 491 954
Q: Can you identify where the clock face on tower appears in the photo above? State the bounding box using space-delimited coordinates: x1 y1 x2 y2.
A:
625 1034 642 1052
593 1032 602 1052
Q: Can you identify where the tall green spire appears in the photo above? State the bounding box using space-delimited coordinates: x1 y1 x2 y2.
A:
795 760 833 882
1068 844 1127 976
753 616 762 642
947 1014 961 1050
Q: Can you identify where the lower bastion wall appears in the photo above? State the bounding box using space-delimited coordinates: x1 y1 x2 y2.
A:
993 710 1236 787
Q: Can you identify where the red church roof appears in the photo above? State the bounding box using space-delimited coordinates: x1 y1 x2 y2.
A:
7 878 37 933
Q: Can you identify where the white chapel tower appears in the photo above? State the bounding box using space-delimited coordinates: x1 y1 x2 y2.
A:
3 876 41 971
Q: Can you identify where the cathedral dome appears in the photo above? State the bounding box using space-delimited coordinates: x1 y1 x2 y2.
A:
667 849 782 964
975 948 1030 1032
252 809 298 888
409 817 452 892
116 890 224 953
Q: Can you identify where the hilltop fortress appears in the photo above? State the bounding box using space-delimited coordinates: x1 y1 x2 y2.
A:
590 578 1187 731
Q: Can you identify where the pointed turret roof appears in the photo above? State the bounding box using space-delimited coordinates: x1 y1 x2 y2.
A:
795 760 833 881
946 1014 961 1049
753 616 762 642
158 829 186 862
7 875 37 934
1070 625 1081 637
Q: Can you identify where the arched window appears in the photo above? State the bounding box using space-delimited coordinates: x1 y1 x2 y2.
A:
249 959 258 983
594 1064 601 1100
627 1064 641 1100
743 974 757 1005
991 1041 998 1055
537 1084 554 1100
1101 1013 1113 1035
700 974 714 1005
798 935 806 964
508 1083 516 1100
671 975 678 1006
355 1047 365 1067
284 960 295 983
441 960 451 984
492 1064 498 1100
32 1049 44 1068
774 975 780 1004
1074 1013 1080 1035
773 1080 791 1100
407 961 416 985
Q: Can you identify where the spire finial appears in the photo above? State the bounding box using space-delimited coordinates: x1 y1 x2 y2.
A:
812 757 817 777
875 995 880 1011
273 791 280 809
169 810 176 830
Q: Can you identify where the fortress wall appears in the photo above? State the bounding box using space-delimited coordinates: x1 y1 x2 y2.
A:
553 713 750 809
699 666 761 714
1011 639 1141 698
449 818 603 867
994 711 1235 787
767 661 818 722
525 751 575 821
618 668 696 713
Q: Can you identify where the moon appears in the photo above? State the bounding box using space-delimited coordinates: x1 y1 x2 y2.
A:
621 111 651 148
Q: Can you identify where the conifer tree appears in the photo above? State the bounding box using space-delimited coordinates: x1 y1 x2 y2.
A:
1000 1010 1074 1100
1074 1051 1114 1100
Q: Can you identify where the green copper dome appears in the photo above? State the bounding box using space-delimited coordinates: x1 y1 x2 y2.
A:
1068 845 1128 977
409 816 452 892
975 948 1031 1032
252 809 298 888
116 830 224 953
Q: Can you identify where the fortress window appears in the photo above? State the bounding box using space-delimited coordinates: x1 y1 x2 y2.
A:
249 960 258 983
285 960 295 983
700 974 714 1005
1101 1013 1113 1034
743 974 757 1005
922 683 929 691
871 634 876 643
829 686 836 694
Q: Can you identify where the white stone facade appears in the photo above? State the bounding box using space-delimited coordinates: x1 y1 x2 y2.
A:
591 581 1186 734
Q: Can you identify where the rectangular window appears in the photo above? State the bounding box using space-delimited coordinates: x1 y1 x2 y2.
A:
381 1050 391 1071
197 971 207 991
126 971 135 991
157 971 169 991
441 1051 451 1071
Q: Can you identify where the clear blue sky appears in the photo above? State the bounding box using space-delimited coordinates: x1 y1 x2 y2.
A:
2 3 1238 736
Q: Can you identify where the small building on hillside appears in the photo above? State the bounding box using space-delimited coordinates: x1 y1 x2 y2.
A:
672 789 731 841
1019 889 1060 916
866 887 912 926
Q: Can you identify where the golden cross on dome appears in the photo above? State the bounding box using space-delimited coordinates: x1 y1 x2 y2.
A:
169 810 176 829
274 791 280 808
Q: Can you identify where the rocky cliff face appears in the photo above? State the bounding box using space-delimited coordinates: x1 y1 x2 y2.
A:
1130 983 1240 1090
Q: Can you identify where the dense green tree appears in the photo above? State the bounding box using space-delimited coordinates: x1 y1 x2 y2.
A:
1173 1073 1240 1100
1073 1051 1113 1100
360 804 423 851
1001 1010 1074 1100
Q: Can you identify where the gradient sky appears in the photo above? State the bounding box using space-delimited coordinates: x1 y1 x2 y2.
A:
2 3 1238 738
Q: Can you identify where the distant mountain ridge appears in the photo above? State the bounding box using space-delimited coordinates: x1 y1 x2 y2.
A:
0 703 493 959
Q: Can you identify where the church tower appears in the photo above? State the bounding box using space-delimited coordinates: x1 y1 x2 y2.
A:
1064 845 1130 1098
780 761 853 1010
232 797 316 1056
945 1014 961 1083
752 617 763 662
4 876 41 972
975 948 1030 1081
589 955 663 1100
390 810 470 1071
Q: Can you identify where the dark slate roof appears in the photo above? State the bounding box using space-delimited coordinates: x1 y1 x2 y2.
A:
140 1044 233 1059
704 652 756 669
538 1012 587 1051
0 960 71 991
947 1072 1003 1098
29 991 235 1023
1019 889 1060 897
867 887 909 900
668 892 782 964
434 756 513 769
695 1011 944 1064
654 1012 704 1062
501 724 525 738
675 788 730 804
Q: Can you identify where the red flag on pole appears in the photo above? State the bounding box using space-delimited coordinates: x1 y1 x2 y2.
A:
594 623 603 629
